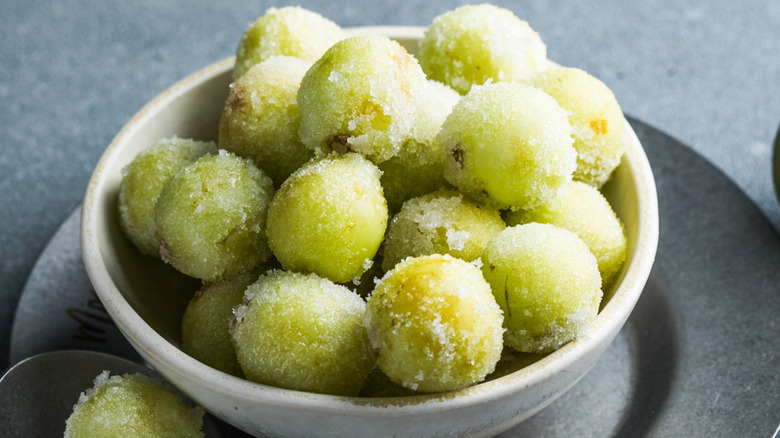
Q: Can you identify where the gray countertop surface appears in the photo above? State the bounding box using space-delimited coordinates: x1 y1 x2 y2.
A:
1 0 778 409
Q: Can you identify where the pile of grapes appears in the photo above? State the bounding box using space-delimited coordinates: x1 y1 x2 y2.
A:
118 4 628 397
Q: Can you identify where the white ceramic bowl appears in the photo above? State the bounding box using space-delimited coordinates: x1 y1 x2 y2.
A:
82 26 659 438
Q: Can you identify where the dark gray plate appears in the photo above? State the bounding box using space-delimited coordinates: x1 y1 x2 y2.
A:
7 119 780 437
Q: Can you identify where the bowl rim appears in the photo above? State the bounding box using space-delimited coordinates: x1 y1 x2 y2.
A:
81 25 659 417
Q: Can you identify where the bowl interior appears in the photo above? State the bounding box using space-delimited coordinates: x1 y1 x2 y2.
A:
82 25 657 418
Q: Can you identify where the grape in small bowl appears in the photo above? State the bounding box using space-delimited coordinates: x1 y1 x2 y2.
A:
82 25 658 438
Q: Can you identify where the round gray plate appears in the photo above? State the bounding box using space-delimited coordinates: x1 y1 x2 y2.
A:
8 119 780 437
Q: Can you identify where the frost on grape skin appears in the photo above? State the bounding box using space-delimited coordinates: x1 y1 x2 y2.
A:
233 6 344 80
64 372 204 438
297 36 428 164
417 4 547 94
364 254 504 393
154 150 275 282
382 188 506 271
219 56 314 188
118 137 216 258
379 79 461 213
439 82 576 211
481 223 602 353
181 272 262 378
529 67 627 188
265 152 388 283
230 270 375 396
506 181 627 287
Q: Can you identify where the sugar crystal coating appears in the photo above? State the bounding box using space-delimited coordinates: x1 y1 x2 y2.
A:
118 137 216 258
233 6 344 79
297 36 428 163
529 67 626 187
181 272 260 377
379 79 461 212
382 189 506 271
364 254 504 392
506 181 627 287
266 152 388 283
481 223 602 353
219 56 314 187
154 151 275 281
230 270 375 396
64 372 204 438
418 4 547 94
439 82 576 210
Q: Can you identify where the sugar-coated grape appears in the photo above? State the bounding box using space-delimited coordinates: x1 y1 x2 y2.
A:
64 371 204 438
364 254 504 393
155 150 275 281
233 6 344 79
230 270 375 396
382 189 506 271
439 82 576 210
506 181 627 287
266 152 388 283
181 272 259 377
118 137 216 258
297 36 427 163
418 4 547 94
529 67 626 187
379 80 460 212
219 56 314 187
481 223 602 353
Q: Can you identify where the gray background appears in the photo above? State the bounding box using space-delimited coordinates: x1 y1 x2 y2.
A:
2 0 779 372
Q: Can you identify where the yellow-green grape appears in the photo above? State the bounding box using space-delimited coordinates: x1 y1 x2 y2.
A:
266 152 388 283
364 254 504 393
155 151 275 281
297 36 427 163
439 82 576 210
481 223 602 353
233 6 344 79
219 56 314 187
230 270 375 396
505 181 627 287
382 189 505 271
418 4 547 94
118 137 216 258
379 80 460 212
181 272 263 377
64 372 204 438
529 67 627 187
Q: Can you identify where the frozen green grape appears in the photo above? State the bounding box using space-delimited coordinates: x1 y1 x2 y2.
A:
379 80 460 212
382 189 505 271
529 67 626 187
230 270 374 396
155 150 274 281
439 82 576 210
64 371 204 438
506 181 627 287
181 272 263 377
481 223 602 353
418 4 547 94
219 56 314 187
233 6 344 79
118 137 216 258
297 35 427 163
364 254 504 393
266 152 388 283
